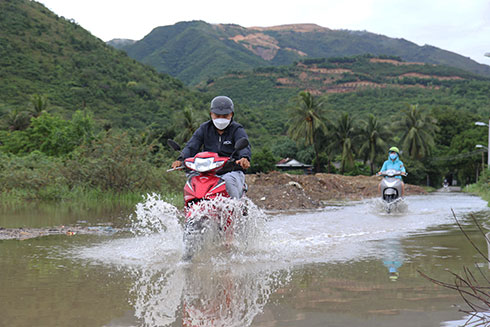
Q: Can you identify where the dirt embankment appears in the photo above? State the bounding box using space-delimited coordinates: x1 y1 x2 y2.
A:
245 171 427 211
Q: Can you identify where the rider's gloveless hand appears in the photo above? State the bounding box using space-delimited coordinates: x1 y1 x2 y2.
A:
236 158 250 170
172 160 182 169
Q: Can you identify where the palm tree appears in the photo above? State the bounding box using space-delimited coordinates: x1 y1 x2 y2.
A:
359 114 391 174
30 94 48 118
329 112 357 174
176 106 205 144
397 104 438 159
287 91 328 172
3 109 31 131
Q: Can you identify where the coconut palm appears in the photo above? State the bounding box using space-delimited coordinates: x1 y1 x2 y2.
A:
30 94 48 118
329 112 357 174
175 106 205 144
359 114 391 174
397 104 438 159
287 91 328 172
3 109 31 131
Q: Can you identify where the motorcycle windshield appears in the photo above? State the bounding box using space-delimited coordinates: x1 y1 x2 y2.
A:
186 157 224 173
384 169 402 177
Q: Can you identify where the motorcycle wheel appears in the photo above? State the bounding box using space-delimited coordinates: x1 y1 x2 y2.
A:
182 217 209 261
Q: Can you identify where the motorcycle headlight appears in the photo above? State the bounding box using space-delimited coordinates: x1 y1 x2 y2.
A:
186 157 224 172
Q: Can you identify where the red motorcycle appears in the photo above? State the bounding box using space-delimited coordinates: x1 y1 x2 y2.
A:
167 138 249 261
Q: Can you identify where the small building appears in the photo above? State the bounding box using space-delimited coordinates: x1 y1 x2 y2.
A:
276 158 313 173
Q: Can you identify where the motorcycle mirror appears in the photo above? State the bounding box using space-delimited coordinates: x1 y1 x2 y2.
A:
228 138 249 160
234 138 249 151
167 139 181 151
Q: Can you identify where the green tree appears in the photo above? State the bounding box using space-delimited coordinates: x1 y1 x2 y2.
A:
2 108 31 131
330 112 357 174
64 131 175 192
397 104 438 160
30 94 49 118
249 148 278 173
287 91 327 172
175 106 205 144
271 136 298 159
0 110 95 156
359 114 391 174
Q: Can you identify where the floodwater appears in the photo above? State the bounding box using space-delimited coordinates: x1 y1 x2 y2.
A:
1 192 490 327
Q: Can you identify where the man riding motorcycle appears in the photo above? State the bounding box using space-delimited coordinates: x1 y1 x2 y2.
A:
171 96 251 199
377 146 407 197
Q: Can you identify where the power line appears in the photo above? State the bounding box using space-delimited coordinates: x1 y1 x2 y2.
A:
431 149 485 161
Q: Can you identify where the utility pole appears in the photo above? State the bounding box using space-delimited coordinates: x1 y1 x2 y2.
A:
475 120 490 170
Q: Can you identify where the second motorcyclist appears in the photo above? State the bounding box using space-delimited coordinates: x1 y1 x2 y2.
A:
171 96 251 199
377 146 407 197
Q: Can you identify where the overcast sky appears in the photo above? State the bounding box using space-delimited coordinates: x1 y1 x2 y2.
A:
38 0 490 64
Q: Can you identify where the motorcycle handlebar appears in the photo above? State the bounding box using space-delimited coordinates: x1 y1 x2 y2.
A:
166 159 243 174
166 166 185 172
376 172 407 177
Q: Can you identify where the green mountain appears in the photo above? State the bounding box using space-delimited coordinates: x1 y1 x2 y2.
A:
0 0 207 129
121 21 490 85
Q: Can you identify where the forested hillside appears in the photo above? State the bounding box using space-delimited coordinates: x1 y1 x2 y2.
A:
206 55 490 147
0 0 208 130
119 21 490 85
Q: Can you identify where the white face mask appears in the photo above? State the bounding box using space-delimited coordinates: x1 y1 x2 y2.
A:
212 118 231 130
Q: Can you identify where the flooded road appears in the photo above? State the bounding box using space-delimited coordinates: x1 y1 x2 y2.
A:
1 192 489 326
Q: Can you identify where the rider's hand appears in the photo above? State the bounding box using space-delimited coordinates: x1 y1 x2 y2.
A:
171 160 182 169
236 157 250 170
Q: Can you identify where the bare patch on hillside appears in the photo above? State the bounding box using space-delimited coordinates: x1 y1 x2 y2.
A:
249 24 329 33
229 33 280 60
229 33 309 60
369 58 425 66
308 67 352 74
285 47 308 57
276 77 295 85
298 72 309 80
399 73 464 80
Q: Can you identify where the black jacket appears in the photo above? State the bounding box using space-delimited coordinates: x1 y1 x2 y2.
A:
178 120 251 162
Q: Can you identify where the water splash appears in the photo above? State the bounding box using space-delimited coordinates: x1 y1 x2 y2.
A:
130 193 184 236
181 195 267 262
370 197 409 215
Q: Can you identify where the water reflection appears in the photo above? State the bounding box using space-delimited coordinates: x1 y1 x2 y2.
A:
130 266 184 326
129 264 287 327
380 239 405 281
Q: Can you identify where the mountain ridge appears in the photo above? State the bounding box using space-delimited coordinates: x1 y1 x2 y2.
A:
116 20 490 85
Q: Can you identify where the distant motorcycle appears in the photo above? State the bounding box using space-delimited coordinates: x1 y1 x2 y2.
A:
443 179 449 191
377 169 407 213
167 138 249 261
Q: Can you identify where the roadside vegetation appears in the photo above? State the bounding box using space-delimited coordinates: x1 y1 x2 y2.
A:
0 108 185 207
465 171 490 205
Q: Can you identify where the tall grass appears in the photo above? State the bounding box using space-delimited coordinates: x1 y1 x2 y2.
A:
465 171 490 206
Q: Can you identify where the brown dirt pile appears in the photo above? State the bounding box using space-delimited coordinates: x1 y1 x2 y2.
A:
245 171 427 211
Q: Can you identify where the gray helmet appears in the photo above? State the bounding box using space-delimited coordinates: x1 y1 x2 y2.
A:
210 96 234 115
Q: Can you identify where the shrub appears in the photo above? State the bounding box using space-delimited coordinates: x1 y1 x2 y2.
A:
249 148 278 173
